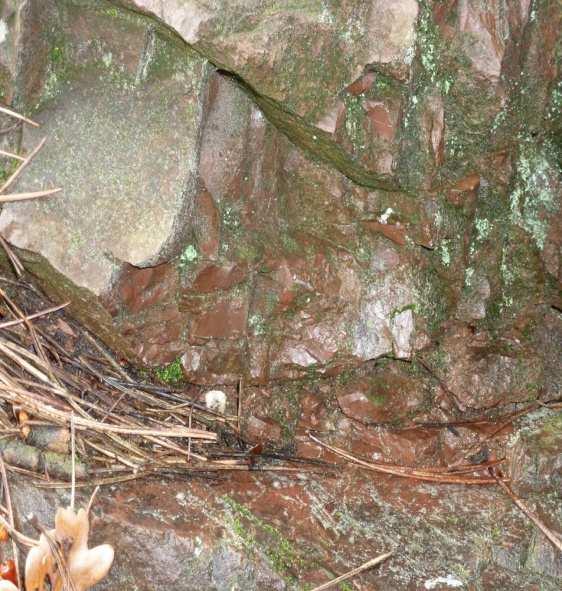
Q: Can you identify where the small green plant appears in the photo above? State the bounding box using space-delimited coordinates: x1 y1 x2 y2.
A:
50 46 64 63
154 357 183 384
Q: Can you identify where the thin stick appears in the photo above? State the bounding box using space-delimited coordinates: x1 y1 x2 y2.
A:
309 434 505 485
0 136 47 194
492 470 562 553
237 376 243 434
0 105 39 127
0 234 24 276
83 333 133 382
0 187 62 202
70 412 76 510
0 455 20 587
310 551 393 591
0 383 217 439
0 287 55 380
0 512 38 547
0 302 70 329
86 485 100 515
187 404 193 462
0 149 25 161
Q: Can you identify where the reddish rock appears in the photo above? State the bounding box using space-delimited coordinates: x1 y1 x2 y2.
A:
424 94 445 166
181 340 246 385
435 326 544 410
336 366 427 426
365 101 396 141
362 220 407 246
337 383 387 424
370 245 400 273
190 297 248 340
446 173 481 205
346 71 376 96
452 172 481 191
315 99 346 134
114 263 178 315
458 0 531 82
357 426 440 467
193 188 220 260
297 391 327 431
191 263 248 293
244 416 283 444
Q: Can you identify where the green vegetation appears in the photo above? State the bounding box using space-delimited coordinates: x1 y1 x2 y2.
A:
154 357 184 384
222 496 312 585
178 244 198 273
390 302 416 320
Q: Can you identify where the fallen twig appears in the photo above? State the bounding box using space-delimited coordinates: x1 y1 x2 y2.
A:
0 510 38 547
0 302 69 329
310 551 393 591
0 136 47 194
0 455 20 587
309 434 507 485
0 187 62 202
0 235 24 277
491 469 562 553
0 149 25 162
0 105 39 128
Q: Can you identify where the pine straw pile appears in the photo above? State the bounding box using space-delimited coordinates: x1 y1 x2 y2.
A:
0 105 326 491
0 279 331 488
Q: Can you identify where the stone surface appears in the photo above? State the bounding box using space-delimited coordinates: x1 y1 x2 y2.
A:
0 0 18 104
0 0 559 404
0 3 208 295
10 407 562 590
430 325 544 411
336 363 428 425
121 0 418 122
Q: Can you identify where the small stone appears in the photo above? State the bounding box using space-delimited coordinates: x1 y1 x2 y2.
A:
204 390 227 415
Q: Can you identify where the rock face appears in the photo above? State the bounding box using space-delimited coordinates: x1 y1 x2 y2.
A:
0 0 560 397
12 406 562 590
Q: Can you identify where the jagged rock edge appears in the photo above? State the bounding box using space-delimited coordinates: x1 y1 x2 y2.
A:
109 0 406 194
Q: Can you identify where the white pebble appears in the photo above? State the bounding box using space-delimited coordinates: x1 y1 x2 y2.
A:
204 389 227 414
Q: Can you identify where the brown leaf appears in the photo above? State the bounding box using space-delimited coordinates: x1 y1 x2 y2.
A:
25 507 114 591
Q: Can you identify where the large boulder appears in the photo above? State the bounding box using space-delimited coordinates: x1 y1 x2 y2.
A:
0 0 559 396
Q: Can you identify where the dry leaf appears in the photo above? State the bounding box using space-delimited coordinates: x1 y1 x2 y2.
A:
0 559 17 584
25 507 114 591
0 525 9 542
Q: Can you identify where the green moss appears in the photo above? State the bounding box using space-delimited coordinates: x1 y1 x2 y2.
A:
390 303 416 320
343 93 366 154
538 412 562 451
0 159 18 184
154 357 184 384
367 392 387 407
178 245 198 273
50 45 65 63
222 496 313 585
238 78 403 193
509 138 558 250
248 313 266 336
413 261 452 335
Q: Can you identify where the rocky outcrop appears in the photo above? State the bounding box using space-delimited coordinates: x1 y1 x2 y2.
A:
0 0 559 394
10 405 562 590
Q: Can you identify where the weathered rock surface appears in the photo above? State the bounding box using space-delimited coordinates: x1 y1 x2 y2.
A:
0 2 208 295
0 0 559 403
121 0 419 122
11 408 562 590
